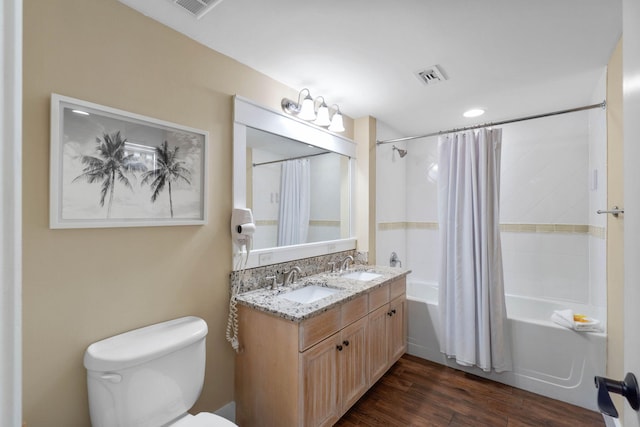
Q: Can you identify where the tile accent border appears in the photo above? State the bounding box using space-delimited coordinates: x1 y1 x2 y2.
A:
378 221 606 239
589 225 606 239
378 221 438 230
310 220 341 227
255 219 341 227
499 223 589 234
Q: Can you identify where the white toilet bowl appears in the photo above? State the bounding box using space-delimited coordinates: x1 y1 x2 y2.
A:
84 316 238 427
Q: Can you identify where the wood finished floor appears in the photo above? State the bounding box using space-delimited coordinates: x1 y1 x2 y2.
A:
335 354 604 427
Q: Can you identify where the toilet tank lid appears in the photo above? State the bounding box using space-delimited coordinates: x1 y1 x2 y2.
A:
84 316 208 372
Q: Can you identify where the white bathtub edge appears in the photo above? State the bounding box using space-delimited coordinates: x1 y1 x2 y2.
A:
406 283 606 412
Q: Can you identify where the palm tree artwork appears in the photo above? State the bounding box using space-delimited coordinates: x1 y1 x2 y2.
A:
141 140 192 218
73 131 147 218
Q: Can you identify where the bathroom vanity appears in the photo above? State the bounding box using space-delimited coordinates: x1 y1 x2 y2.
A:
234 267 409 427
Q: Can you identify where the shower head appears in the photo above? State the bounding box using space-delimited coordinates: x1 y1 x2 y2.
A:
393 145 408 158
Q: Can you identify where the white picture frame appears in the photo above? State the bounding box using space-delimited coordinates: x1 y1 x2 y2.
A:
50 94 208 228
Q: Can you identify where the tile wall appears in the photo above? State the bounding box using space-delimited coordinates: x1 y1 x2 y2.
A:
376 75 607 310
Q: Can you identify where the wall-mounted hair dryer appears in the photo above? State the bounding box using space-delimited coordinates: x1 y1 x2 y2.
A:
228 208 256 353
231 208 255 251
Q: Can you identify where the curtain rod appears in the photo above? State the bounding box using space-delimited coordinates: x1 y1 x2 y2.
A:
376 100 606 145
252 151 331 167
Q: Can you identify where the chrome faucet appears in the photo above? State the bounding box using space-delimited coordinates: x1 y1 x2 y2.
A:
389 251 402 268
265 275 279 289
340 255 354 272
283 266 302 286
327 261 337 273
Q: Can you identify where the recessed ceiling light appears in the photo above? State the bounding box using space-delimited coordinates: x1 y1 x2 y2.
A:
72 109 90 116
463 109 485 118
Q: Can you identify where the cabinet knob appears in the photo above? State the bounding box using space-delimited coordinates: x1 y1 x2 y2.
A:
387 311 393 316
336 344 343 351
343 340 350 347
391 309 397 314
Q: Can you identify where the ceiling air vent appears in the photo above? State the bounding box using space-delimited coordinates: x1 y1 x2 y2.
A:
172 0 225 19
415 65 447 86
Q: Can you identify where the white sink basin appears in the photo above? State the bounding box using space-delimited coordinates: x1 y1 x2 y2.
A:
341 271 382 281
278 285 339 304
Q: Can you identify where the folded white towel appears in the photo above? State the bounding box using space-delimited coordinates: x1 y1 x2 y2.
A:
551 309 575 329
551 309 601 332
574 319 601 332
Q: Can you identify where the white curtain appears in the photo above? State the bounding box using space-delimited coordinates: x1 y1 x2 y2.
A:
437 128 512 372
277 159 311 246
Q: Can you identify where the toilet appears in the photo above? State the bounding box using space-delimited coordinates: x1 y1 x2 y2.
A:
83 316 237 427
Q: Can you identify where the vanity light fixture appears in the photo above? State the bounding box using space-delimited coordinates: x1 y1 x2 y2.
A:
281 88 316 121
313 97 331 127
328 104 345 133
297 94 316 121
281 89 345 133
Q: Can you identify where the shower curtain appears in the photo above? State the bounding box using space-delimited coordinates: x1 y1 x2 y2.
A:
277 159 310 246
437 128 512 372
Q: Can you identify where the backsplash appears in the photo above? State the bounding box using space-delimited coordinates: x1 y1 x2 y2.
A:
230 250 368 294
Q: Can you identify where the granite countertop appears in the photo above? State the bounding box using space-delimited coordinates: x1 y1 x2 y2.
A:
235 265 411 322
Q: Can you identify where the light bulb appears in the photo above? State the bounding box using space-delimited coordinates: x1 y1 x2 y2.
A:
328 112 345 132
314 104 331 126
298 95 316 121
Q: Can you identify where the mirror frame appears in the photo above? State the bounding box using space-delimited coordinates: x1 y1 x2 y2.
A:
233 96 357 269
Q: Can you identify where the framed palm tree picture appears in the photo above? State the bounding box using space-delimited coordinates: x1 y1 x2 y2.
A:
50 94 208 228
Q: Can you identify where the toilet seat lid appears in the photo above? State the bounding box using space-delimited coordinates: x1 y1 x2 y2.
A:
170 413 237 427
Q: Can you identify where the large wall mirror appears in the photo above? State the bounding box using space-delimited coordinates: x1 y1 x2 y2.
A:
233 96 356 269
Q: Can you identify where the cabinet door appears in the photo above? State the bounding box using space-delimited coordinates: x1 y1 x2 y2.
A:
388 296 407 364
368 304 389 384
300 334 340 427
339 316 368 412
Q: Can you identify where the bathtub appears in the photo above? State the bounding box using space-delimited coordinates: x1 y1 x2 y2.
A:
406 281 607 411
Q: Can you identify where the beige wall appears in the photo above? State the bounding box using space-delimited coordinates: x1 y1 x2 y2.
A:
22 1 353 425
607 38 624 388
353 116 376 263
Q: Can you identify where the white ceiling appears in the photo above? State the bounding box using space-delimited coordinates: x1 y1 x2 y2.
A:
119 0 622 138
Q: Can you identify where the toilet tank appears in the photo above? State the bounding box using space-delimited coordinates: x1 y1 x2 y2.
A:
84 316 208 427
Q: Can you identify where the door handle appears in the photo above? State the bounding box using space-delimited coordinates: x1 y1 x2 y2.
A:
594 373 640 418
100 373 122 383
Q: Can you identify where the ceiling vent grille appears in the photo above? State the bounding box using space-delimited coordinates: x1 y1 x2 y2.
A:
172 0 225 19
415 65 447 86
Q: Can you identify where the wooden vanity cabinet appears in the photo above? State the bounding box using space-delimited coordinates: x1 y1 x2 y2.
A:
235 276 406 427
368 279 407 384
337 315 369 413
368 304 390 383
301 316 368 427
299 331 338 427
388 294 407 363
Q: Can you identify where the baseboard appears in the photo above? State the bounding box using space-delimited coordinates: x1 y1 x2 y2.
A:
215 401 236 423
